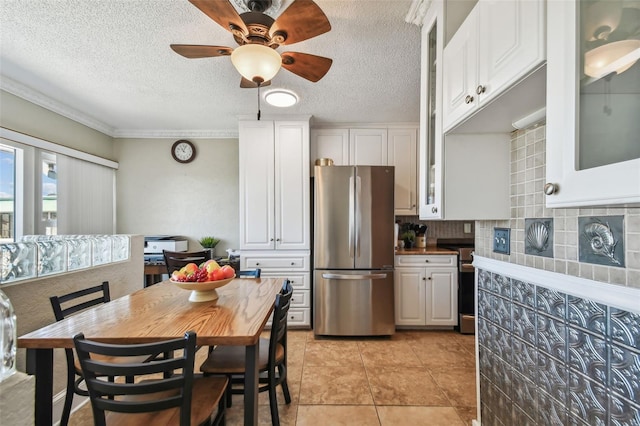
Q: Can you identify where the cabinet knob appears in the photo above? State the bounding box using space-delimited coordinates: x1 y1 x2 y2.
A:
422 277 427 281
425 259 429 263
256 262 260 266
427 277 432 280
476 85 486 95
270 238 274 241
431 206 438 214
544 183 558 195
276 238 281 242
291 262 295 265
465 95 474 104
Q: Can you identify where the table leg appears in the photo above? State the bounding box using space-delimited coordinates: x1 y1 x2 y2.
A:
26 348 53 426
244 341 259 426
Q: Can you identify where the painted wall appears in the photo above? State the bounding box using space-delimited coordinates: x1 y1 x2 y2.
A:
113 137 240 253
475 124 640 289
0 90 114 160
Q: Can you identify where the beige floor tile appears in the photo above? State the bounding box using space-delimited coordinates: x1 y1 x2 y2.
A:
410 341 476 370
455 406 479 425
225 402 298 426
299 365 374 405
377 406 465 426
358 340 422 368
366 366 449 406
296 405 380 426
430 366 477 407
303 340 363 367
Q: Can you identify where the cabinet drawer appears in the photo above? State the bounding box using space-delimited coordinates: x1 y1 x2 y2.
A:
395 255 456 267
266 308 310 328
286 308 310 328
290 289 310 308
241 254 309 271
261 272 310 290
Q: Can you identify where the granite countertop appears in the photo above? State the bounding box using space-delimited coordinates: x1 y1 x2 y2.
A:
395 246 458 255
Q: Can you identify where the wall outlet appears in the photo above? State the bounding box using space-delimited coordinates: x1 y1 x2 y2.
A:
464 222 472 233
493 228 511 254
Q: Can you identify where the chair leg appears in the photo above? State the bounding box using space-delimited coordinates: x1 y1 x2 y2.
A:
226 376 233 408
277 364 292 404
60 368 75 426
268 374 280 426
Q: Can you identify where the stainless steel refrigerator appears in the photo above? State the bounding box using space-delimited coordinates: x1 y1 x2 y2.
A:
313 165 395 336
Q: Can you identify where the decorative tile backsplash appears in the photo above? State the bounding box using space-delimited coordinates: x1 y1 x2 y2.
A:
579 216 625 267
475 124 640 288
477 267 640 425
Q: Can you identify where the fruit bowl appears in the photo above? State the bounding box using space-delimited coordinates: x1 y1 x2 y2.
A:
170 275 235 302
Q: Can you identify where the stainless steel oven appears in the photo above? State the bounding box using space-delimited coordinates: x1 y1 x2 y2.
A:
457 247 475 334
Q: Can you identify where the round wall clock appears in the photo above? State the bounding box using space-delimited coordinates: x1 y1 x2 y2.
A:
171 140 196 163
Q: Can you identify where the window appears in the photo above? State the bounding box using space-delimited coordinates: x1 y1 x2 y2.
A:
0 144 16 242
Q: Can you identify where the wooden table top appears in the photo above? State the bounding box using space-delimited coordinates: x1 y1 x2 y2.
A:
18 277 284 349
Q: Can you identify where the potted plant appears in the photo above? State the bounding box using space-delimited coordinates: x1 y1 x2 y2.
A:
400 230 416 249
198 236 220 258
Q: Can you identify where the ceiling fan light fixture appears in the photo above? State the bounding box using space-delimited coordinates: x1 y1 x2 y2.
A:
231 44 282 84
584 39 640 78
265 89 298 107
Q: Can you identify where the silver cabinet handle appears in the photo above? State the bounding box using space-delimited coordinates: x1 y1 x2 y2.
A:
544 183 558 195
476 85 486 95
322 273 388 280
465 95 474 104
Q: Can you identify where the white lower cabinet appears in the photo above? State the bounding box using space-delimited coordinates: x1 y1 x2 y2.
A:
240 252 311 328
394 255 458 327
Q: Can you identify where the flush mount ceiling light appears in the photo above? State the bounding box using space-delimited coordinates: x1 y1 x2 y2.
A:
584 39 640 78
230 44 282 85
265 89 298 107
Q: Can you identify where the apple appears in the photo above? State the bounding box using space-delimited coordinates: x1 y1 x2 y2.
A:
220 265 235 279
211 268 226 281
203 259 221 273
183 263 199 275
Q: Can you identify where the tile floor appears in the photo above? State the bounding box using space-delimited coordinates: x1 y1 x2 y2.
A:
70 330 477 425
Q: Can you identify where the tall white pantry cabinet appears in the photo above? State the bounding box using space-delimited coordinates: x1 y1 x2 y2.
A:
239 118 311 327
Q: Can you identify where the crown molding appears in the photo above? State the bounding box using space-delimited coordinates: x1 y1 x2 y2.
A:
1 75 116 136
112 129 239 139
405 0 433 26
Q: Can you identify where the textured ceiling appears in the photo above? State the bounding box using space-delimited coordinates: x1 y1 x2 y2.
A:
0 0 421 137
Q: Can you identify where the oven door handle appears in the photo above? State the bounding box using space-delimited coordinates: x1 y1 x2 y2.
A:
460 263 475 273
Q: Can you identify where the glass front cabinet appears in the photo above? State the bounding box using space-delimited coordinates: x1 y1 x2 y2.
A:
546 0 640 207
416 0 444 219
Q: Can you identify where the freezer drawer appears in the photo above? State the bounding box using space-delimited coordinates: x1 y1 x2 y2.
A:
313 270 395 336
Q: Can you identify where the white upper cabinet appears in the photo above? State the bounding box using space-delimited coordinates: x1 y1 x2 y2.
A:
443 0 546 133
546 0 640 207
388 128 418 215
349 128 388 166
240 119 310 251
310 128 349 166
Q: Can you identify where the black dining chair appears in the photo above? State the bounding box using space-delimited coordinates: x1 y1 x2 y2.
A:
74 330 228 426
237 268 261 278
50 282 152 426
163 250 211 275
200 280 293 426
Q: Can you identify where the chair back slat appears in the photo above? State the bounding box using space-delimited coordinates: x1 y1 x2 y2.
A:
269 280 293 363
163 250 211 275
50 281 110 321
238 268 261 278
74 331 197 426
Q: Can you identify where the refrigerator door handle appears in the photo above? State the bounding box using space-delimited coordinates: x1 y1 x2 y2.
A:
322 273 389 280
355 174 362 258
348 174 355 258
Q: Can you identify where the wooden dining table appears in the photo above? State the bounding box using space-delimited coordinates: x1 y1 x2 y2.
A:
17 276 284 426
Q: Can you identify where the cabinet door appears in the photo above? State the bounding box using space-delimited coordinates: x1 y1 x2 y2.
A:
442 5 478 132
388 128 417 215
477 0 545 106
275 121 310 250
546 0 640 207
239 121 275 250
394 268 426 326
425 268 457 325
311 128 349 168
349 129 388 165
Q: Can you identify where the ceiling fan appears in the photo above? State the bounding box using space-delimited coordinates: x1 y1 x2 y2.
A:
171 0 333 88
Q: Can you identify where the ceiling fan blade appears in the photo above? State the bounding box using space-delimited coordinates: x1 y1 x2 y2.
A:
170 44 233 58
188 0 247 35
240 78 272 88
281 52 332 82
270 0 331 45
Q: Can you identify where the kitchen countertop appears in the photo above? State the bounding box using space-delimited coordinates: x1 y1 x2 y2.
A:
395 246 458 255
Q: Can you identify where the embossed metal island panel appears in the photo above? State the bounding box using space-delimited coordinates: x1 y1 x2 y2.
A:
477 268 640 425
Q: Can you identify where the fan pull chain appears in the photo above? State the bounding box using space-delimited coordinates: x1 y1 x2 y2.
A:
257 84 261 121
